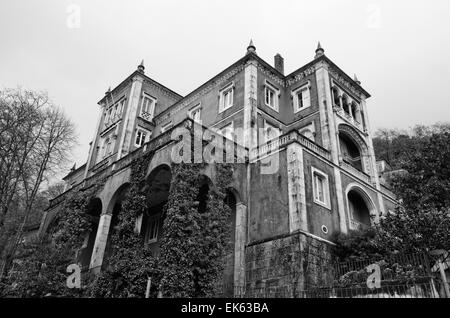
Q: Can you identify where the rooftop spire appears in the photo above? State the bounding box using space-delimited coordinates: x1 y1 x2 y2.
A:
314 41 324 59
105 86 111 95
354 74 361 85
137 59 145 73
246 39 256 54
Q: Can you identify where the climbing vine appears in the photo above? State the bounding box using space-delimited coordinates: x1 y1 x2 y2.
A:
0 181 105 297
158 162 234 297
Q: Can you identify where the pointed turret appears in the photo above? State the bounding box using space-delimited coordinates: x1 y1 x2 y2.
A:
314 41 324 59
246 39 256 54
137 59 145 73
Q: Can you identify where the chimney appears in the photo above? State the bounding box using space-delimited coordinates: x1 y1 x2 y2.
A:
274 53 284 75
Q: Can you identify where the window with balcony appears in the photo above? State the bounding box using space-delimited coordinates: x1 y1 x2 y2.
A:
264 81 279 112
339 132 363 172
292 83 311 113
219 83 234 113
312 167 330 209
347 189 372 229
140 94 156 122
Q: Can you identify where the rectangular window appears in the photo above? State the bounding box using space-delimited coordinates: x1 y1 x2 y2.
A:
135 128 149 147
219 83 234 113
312 167 330 209
140 95 156 122
264 81 279 111
220 121 234 141
145 215 160 244
102 137 112 158
161 122 173 133
188 104 202 123
262 120 280 143
293 83 311 113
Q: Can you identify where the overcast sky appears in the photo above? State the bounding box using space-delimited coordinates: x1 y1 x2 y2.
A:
1 0 450 170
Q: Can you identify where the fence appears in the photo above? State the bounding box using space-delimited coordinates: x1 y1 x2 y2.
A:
215 252 446 298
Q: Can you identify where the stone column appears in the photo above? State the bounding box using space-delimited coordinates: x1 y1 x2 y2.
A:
89 213 112 272
84 104 106 179
117 75 144 159
244 60 258 153
234 203 247 292
287 143 307 232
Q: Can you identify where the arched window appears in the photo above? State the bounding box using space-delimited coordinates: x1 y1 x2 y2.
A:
339 132 362 172
332 87 340 107
342 95 350 115
347 189 372 229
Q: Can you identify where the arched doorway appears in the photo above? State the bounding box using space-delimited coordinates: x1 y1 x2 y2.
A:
222 189 237 297
102 183 130 268
347 188 373 230
141 165 172 255
78 197 102 270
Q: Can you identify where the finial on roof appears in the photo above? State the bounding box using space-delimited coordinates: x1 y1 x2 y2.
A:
354 74 361 85
247 39 256 54
70 163 76 171
105 86 111 95
137 59 145 73
314 41 324 59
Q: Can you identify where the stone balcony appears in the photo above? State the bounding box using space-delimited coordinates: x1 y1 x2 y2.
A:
333 105 367 135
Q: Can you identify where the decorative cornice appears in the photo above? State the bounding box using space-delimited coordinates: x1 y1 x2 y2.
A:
143 78 180 101
328 66 364 99
154 63 246 125
257 63 285 87
286 66 316 86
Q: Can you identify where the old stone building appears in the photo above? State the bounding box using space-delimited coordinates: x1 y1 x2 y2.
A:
39 41 397 295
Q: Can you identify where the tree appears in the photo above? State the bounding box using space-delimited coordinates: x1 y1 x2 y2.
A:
336 123 450 258
0 88 77 279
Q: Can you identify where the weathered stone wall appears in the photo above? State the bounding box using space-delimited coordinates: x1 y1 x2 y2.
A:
245 231 334 296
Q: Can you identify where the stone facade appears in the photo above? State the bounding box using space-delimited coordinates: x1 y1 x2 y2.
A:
40 42 397 295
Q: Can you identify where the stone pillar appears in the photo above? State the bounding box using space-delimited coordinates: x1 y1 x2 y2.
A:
360 97 385 219
89 213 112 272
84 104 106 179
244 60 258 152
333 168 348 233
117 75 144 159
234 203 247 292
287 143 307 232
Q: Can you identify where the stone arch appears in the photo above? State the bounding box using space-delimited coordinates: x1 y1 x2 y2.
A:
338 124 370 174
145 147 173 180
102 182 131 267
344 183 377 229
78 197 102 270
140 164 172 255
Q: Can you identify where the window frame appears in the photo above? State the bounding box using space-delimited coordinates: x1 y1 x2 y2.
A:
262 119 280 143
218 82 234 113
311 167 331 209
145 214 160 244
219 121 234 141
292 82 311 113
188 103 202 123
135 127 150 148
140 94 157 122
264 80 280 112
